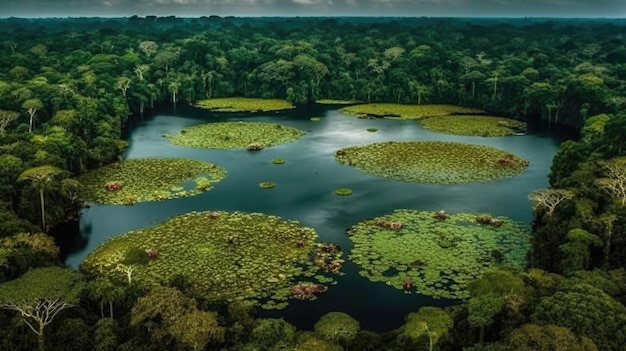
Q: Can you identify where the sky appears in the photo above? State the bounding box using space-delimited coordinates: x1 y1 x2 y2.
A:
0 0 624 18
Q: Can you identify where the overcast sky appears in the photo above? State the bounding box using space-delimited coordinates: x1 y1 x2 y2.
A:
0 0 624 18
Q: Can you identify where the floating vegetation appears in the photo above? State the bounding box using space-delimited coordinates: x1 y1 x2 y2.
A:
419 115 527 137
81 211 343 309
335 141 528 184
310 117 322 122
316 99 360 105
167 121 305 149
194 97 293 112
335 188 353 196
259 181 276 189
340 103 484 120
366 127 379 132
271 158 286 164
78 158 226 205
347 210 530 299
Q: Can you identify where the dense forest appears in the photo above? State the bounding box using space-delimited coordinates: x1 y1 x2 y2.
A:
0 16 626 350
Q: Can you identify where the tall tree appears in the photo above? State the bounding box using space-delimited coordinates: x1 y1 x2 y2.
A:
17 165 63 231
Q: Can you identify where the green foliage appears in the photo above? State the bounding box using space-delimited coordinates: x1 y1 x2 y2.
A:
531 283 626 351
366 127 378 132
0 266 83 305
195 98 293 112
347 210 530 299
310 117 322 121
399 307 453 350
167 121 305 149
316 99 359 105
295 332 343 351
250 318 297 349
259 181 276 189
336 141 529 184
505 324 598 351
314 312 360 345
419 116 526 137
340 103 484 119
270 157 286 164
81 211 341 308
78 158 226 204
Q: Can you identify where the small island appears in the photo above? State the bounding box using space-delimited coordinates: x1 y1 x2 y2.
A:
194 97 293 112
335 141 529 184
78 158 226 205
340 103 484 119
419 115 527 137
166 121 305 149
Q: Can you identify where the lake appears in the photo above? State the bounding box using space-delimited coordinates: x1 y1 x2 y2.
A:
61 104 563 331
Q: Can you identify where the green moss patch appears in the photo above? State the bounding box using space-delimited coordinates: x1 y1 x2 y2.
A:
335 141 528 184
419 115 527 137
81 211 344 309
78 158 226 205
166 121 305 149
194 97 293 112
347 210 530 299
335 188 353 196
340 103 484 119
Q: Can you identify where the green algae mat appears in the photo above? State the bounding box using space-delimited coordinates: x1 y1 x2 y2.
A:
81 211 343 309
419 115 527 137
335 141 528 184
347 210 530 299
166 121 305 149
194 97 293 112
78 158 226 205
340 103 484 119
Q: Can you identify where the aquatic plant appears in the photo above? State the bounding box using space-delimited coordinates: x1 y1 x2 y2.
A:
81 211 342 309
316 99 360 105
335 141 528 184
194 97 293 112
340 103 484 119
347 210 530 299
310 117 322 122
271 158 286 164
419 115 527 136
335 188 353 196
78 158 226 205
259 181 276 189
366 127 378 132
167 121 305 149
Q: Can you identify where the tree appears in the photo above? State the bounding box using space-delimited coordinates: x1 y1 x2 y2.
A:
138 41 158 57
250 318 297 349
0 267 83 351
399 307 453 351
18 165 63 231
559 229 604 273
168 310 225 351
0 109 19 134
529 189 575 217
505 324 598 351
314 311 360 347
86 277 124 319
22 98 43 133
596 157 626 206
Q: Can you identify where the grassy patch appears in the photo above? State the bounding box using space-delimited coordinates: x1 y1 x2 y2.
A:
419 115 527 137
347 210 530 299
78 158 226 205
335 141 528 184
340 103 484 119
335 188 353 196
195 97 293 112
166 121 305 149
271 158 286 164
259 181 276 189
316 99 360 105
81 211 344 309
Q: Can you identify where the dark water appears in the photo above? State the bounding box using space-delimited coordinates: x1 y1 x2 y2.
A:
63 104 563 331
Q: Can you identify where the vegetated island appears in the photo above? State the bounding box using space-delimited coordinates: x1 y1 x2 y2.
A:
335 141 529 184
316 99 361 105
77 158 226 205
194 97 293 112
340 103 484 119
80 211 344 310
419 115 527 137
166 121 305 150
347 210 530 299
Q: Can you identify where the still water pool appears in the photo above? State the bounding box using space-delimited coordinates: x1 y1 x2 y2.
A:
63 104 562 331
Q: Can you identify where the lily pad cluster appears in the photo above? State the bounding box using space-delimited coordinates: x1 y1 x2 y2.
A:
347 210 530 299
335 141 529 184
316 99 360 105
419 115 527 137
80 211 343 309
166 121 305 149
340 103 484 119
78 158 226 205
194 97 293 112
